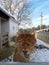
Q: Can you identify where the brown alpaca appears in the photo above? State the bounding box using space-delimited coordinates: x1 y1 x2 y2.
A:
13 30 36 62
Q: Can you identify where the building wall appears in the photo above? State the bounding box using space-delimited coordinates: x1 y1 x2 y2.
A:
9 18 18 37
0 17 18 38
0 19 1 41
0 19 3 49
0 19 1 34
1 19 9 36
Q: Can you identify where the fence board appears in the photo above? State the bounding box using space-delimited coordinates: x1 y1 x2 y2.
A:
37 32 49 44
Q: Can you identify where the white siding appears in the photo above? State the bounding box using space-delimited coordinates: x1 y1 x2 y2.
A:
9 18 18 37
0 19 1 34
1 20 9 35
0 19 2 49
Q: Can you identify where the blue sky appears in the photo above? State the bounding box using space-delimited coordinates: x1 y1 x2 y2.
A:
28 0 49 27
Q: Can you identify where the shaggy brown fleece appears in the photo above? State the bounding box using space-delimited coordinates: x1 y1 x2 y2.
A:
13 30 36 62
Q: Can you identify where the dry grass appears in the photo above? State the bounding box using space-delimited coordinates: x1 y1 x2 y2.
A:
0 46 15 61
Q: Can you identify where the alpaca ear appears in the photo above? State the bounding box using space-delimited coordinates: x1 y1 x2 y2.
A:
32 33 35 38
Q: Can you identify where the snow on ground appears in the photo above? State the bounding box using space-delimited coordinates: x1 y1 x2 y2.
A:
2 39 49 62
30 49 49 62
36 39 49 48
30 39 49 62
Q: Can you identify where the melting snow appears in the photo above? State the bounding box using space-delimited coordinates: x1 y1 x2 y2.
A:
30 39 49 62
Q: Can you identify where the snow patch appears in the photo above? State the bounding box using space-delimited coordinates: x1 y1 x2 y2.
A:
36 39 49 48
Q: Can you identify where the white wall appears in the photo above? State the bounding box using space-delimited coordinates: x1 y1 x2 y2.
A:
9 18 18 37
0 19 1 34
1 20 9 36
0 18 2 49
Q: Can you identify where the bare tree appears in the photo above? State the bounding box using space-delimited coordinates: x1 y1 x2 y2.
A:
1 0 33 30
14 0 33 26
0 0 26 14
0 0 12 13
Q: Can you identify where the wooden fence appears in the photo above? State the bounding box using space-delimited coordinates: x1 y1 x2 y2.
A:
36 31 49 44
